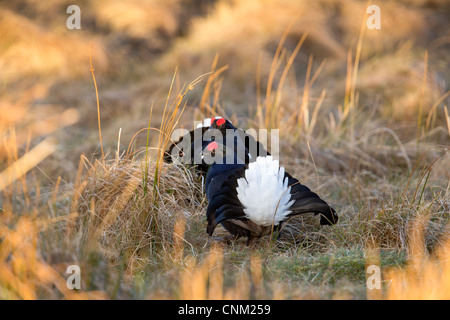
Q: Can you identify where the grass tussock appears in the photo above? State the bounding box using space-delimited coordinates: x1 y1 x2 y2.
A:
75 159 204 271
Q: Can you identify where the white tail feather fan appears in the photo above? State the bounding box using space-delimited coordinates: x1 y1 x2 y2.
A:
236 156 294 226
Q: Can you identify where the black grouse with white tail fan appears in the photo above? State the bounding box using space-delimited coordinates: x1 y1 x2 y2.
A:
203 141 338 245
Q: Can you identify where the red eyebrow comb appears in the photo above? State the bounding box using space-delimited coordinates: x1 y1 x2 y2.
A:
207 141 219 151
215 118 226 126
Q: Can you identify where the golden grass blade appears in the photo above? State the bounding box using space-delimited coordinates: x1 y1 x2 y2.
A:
307 89 326 136
307 139 320 189
417 50 428 138
2 108 80 151
342 2 369 125
199 54 229 117
172 216 186 264
207 244 224 300
444 105 450 137
0 137 56 192
89 46 105 164
425 90 450 131
265 27 290 129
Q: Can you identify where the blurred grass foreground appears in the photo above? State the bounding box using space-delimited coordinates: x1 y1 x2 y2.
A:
0 0 449 299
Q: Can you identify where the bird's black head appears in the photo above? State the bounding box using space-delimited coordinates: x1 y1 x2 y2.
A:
202 140 248 166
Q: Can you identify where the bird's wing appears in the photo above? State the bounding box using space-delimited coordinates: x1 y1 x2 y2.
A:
206 166 249 236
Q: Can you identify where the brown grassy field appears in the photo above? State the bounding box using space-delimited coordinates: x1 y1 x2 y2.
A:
0 0 449 299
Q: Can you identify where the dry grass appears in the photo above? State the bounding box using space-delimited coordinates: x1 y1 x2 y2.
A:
75 159 204 272
93 0 181 40
385 217 450 299
0 7 108 83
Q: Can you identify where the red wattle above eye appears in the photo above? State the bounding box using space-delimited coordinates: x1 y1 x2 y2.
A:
207 141 219 151
216 118 226 126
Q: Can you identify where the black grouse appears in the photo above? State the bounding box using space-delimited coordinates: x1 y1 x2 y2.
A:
203 140 338 245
